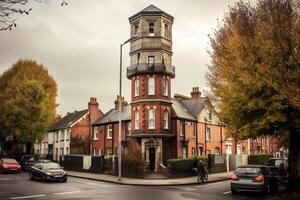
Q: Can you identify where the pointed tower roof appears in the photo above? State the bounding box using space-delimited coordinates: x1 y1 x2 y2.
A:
129 4 174 22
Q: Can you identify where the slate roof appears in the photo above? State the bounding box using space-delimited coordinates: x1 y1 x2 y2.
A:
171 98 196 121
180 97 208 118
92 97 210 125
129 4 174 21
92 105 131 126
48 109 88 132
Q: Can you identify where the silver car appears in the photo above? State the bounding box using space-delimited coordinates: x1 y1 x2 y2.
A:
231 165 278 195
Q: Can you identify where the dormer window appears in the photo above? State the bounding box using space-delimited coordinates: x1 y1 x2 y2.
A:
149 22 154 36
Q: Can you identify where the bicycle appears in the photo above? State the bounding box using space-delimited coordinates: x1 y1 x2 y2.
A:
197 168 208 183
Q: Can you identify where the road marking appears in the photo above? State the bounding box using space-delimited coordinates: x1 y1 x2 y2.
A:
53 191 80 195
196 181 224 188
183 187 197 191
0 178 12 180
223 191 232 195
86 182 113 187
10 194 45 199
16 178 23 180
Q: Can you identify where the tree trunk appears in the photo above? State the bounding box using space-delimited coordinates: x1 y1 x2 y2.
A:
287 127 300 193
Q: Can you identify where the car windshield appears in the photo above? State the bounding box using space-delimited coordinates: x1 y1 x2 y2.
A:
3 159 18 164
43 163 61 170
23 156 37 162
235 167 261 174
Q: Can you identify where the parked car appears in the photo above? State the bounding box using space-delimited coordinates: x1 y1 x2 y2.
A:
29 162 67 182
37 159 51 163
268 158 288 177
21 155 38 171
0 158 21 173
231 165 278 195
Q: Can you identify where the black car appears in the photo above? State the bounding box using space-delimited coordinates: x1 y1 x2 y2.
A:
29 162 67 182
231 165 278 194
21 155 38 171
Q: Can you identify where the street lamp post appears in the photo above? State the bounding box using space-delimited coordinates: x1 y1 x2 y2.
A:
118 36 135 181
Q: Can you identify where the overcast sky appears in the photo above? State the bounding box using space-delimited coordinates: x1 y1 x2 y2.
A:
0 0 239 116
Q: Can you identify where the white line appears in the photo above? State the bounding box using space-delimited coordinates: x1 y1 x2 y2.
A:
223 191 232 195
86 182 112 187
184 187 197 191
196 181 224 188
10 194 45 199
0 178 12 180
53 191 80 195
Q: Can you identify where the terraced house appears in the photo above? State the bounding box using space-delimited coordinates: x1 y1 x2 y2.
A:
91 5 236 172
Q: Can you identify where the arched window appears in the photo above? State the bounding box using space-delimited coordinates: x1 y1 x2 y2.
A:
148 77 155 95
148 109 155 129
134 110 139 129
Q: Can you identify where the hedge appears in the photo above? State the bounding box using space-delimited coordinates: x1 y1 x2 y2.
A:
248 154 273 165
166 157 208 173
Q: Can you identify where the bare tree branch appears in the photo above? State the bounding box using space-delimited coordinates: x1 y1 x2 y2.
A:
0 0 68 31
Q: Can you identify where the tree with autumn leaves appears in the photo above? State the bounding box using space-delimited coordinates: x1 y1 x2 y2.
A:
0 59 57 154
207 0 300 191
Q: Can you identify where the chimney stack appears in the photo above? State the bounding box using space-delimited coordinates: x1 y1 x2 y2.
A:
114 95 128 110
191 87 201 99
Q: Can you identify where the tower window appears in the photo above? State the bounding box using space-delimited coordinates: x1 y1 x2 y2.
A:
148 77 155 95
148 109 155 129
149 22 154 36
164 110 168 129
134 79 139 96
148 56 155 69
134 25 139 35
134 110 139 129
164 24 168 38
163 78 169 96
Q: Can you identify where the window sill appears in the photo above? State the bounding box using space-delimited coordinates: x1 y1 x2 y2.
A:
148 127 155 130
106 138 112 140
179 134 184 137
206 139 211 142
93 138 99 141
192 136 196 139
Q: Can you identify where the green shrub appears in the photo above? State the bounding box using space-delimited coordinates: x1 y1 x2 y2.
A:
166 157 208 173
122 150 145 178
248 154 273 165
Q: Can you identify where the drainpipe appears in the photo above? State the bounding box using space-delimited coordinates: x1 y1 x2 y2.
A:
220 123 223 155
195 121 198 156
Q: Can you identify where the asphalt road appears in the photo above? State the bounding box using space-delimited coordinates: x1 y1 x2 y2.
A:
0 172 272 200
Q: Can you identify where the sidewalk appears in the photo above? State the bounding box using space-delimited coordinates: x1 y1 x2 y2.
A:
67 171 233 186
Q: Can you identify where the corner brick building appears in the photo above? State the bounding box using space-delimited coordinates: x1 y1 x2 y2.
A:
91 5 240 172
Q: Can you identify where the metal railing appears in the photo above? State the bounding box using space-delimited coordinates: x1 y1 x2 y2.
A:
127 63 175 77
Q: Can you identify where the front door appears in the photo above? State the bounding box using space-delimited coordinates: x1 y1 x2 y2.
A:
149 148 155 172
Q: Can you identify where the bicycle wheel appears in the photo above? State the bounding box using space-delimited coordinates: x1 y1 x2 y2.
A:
197 175 202 183
203 174 208 182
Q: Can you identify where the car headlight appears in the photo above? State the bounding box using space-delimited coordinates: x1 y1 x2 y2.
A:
46 172 52 176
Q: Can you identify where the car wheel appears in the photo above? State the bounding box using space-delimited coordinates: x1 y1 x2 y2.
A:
29 172 34 180
42 175 47 182
62 177 67 183
264 184 271 195
231 188 238 195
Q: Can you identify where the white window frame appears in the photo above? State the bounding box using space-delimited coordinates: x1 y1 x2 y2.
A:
134 110 139 130
206 127 211 141
163 78 168 96
148 56 155 68
179 122 183 136
148 109 155 129
93 127 99 140
149 22 154 36
163 110 168 129
134 79 139 96
148 77 155 95
107 124 113 139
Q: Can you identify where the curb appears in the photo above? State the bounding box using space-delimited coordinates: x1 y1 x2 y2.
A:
67 174 231 186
